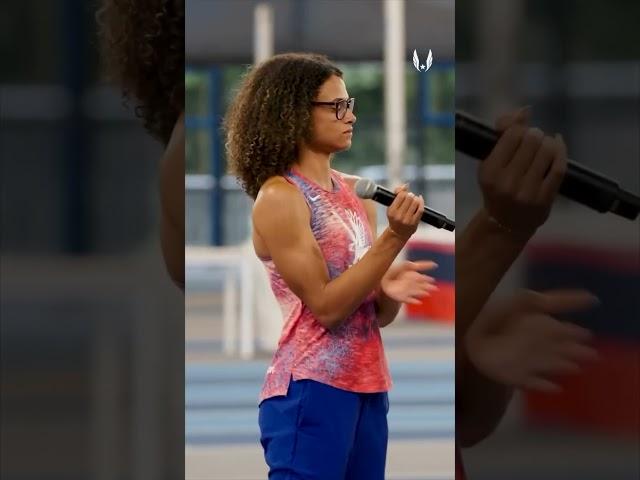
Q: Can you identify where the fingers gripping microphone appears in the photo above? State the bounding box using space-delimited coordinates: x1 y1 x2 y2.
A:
455 111 640 221
355 178 456 231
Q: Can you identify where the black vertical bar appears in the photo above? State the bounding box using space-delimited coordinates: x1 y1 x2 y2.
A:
63 0 88 253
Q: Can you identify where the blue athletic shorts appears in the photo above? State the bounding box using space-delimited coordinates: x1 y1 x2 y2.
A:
258 377 389 480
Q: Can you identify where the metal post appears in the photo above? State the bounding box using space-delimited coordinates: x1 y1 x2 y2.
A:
90 316 121 480
222 270 237 355
245 1 276 359
239 256 255 359
254 2 274 65
383 0 406 189
477 0 523 118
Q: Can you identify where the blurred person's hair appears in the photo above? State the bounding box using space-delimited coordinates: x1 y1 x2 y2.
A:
224 52 343 199
96 0 184 145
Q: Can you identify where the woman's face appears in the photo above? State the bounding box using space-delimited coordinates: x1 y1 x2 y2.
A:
307 75 356 154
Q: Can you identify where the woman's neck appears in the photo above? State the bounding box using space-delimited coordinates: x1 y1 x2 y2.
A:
295 148 333 190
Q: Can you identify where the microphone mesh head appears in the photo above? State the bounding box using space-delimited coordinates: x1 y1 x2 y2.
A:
354 178 376 199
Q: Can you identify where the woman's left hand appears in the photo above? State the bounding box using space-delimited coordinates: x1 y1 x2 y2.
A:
465 289 599 392
380 260 438 305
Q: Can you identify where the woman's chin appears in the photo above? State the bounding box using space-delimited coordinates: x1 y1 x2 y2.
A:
326 138 353 154
336 140 352 152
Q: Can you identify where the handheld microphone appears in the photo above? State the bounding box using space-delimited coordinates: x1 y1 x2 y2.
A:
455 110 640 221
354 178 455 231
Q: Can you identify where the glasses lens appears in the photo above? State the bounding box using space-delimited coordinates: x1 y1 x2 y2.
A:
337 99 354 120
337 100 347 119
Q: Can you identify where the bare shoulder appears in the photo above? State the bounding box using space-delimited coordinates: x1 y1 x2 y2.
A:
255 176 301 207
158 113 184 225
160 113 185 176
158 113 185 289
253 175 308 224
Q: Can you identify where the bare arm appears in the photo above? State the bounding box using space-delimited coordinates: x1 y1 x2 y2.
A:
360 198 402 328
376 284 403 328
456 209 529 363
252 177 422 330
158 113 185 290
455 209 524 446
342 173 435 328
457 108 567 446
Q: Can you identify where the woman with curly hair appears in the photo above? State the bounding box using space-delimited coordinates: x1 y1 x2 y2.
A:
96 0 185 290
224 52 437 479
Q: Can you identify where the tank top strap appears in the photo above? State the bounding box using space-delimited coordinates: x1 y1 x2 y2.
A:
282 170 320 227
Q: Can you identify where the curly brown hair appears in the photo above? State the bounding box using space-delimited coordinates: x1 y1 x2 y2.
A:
224 53 343 199
96 0 184 145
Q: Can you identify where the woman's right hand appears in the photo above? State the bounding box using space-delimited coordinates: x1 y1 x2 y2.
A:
386 184 424 241
479 106 568 239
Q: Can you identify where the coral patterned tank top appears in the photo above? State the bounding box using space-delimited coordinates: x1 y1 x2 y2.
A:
258 167 392 403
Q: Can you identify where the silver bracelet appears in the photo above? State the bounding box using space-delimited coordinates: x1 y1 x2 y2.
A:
486 214 531 241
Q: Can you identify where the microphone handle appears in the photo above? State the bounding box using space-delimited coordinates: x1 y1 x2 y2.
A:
371 189 455 231
455 111 640 220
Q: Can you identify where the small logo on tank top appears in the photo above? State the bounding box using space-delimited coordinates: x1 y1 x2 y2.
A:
308 194 321 202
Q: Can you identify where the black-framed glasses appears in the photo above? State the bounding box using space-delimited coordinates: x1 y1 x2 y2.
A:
310 97 355 120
